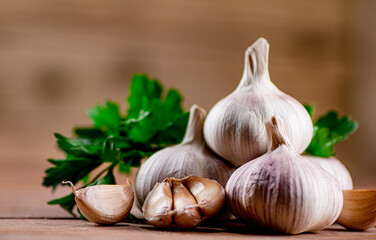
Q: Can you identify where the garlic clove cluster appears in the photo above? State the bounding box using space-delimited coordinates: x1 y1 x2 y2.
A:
143 175 225 229
64 180 134 225
225 116 343 234
204 38 313 167
303 155 353 190
337 189 376 231
135 104 234 209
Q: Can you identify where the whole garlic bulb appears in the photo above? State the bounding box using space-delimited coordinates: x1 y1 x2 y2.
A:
303 155 353 190
204 38 313 167
64 180 134 225
143 176 225 228
135 104 234 208
225 116 343 234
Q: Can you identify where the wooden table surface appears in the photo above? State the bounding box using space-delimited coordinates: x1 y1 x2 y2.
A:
1 219 376 240
1 161 375 239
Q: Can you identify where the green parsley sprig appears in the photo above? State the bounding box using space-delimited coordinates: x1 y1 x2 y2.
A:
43 74 189 217
303 104 358 158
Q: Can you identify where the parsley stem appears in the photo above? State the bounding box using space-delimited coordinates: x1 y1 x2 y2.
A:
89 162 118 185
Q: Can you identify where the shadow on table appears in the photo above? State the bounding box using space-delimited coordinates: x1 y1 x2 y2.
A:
124 219 321 236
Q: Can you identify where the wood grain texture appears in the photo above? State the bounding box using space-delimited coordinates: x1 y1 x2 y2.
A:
0 219 375 240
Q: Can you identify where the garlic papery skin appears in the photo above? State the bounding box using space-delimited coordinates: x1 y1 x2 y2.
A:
172 178 203 228
64 180 134 225
182 175 225 218
204 38 313 167
142 179 173 228
135 104 234 208
225 116 343 234
143 176 226 228
303 155 353 190
337 189 376 230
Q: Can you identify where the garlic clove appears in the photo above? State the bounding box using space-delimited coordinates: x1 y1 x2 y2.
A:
142 179 174 228
64 180 134 225
304 155 353 190
337 189 376 230
182 175 225 218
171 178 203 228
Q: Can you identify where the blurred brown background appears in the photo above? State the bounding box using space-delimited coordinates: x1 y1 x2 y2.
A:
0 0 375 217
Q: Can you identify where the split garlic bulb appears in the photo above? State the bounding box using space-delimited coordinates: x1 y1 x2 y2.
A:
64 180 134 225
135 104 234 208
225 116 343 234
204 38 313 167
303 155 353 190
143 176 225 228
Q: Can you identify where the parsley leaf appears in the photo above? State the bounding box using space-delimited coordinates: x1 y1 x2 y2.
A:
87 101 122 135
315 111 358 139
126 89 185 144
304 104 358 157
43 157 102 191
43 73 189 217
127 74 163 119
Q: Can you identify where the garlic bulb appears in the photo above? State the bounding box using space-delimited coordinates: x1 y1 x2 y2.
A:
64 180 134 225
225 116 343 234
204 38 313 167
135 104 234 208
303 155 353 190
143 176 225 228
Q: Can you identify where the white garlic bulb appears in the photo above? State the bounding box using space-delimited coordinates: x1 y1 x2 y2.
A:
135 104 234 208
64 180 134 225
225 116 343 234
143 176 225 228
204 38 313 167
303 155 353 190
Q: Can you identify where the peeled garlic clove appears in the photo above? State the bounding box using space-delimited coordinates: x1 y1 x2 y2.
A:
337 189 376 230
304 155 353 190
225 116 343 234
142 179 173 228
64 180 134 225
182 175 225 218
204 38 313 167
135 104 234 208
171 178 202 228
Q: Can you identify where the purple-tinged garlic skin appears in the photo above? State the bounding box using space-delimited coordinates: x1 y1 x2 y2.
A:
225 116 343 234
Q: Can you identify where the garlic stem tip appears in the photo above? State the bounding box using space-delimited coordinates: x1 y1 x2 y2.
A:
62 180 77 196
62 180 72 186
